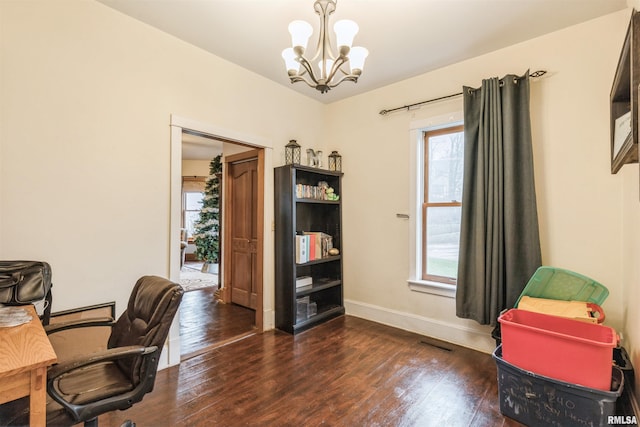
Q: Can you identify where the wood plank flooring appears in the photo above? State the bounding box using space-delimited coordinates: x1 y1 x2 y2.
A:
98 315 526 427
179 287 256 359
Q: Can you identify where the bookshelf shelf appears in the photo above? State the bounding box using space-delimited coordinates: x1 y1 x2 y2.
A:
296 198 340 205
275 164 344 334
296 279 342 297
292 305 344 333
296 255 341 267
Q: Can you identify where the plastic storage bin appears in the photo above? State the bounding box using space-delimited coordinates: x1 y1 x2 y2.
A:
493 346 623 427
515 266 609 307
498 309 618 390
614 346 635 389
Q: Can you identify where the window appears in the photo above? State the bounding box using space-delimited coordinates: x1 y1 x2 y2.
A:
184 192 204 238
182 177 206 240
422 125 464 284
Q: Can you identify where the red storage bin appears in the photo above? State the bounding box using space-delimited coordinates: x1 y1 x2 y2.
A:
498 309 618 390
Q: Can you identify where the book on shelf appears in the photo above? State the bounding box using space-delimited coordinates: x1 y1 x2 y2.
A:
296 276 313 288
307 233 316 261
295 183 333 200
295 235 309 264
303 231 333 258
296 232 335 263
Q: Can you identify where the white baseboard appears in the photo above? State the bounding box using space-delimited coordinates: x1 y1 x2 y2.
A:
344 299 496 354
263 308 275 331
158 334 181 370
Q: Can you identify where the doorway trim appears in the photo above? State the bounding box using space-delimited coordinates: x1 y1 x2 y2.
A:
168 114 275 367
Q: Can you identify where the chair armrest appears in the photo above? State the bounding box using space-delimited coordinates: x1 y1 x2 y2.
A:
44 317 115 335
47 345 156 380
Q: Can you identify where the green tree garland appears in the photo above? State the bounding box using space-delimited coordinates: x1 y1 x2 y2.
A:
193 154 222 263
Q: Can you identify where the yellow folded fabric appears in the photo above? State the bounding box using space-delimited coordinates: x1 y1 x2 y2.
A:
517 296 604 323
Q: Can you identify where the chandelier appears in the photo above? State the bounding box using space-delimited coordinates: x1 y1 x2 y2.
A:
281 0 368 94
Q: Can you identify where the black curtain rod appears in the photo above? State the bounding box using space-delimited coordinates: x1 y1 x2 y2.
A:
378 70 547 116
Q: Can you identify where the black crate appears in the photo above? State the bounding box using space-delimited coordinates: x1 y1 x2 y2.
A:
614 346 635 389
493 345 623 427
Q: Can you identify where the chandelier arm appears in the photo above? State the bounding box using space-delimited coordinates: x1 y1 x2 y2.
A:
315 0 336 81
325 55 348 84
327 74 358 88
335 66 356 76
296 56 322 86
307 42 337 63
307 21 323 63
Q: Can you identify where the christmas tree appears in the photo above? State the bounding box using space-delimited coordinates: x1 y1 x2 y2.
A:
193 154 222 264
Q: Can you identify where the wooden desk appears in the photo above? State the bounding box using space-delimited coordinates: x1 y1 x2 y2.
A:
0 305 57 427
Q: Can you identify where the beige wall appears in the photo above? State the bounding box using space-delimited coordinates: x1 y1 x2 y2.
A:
182 160 211 177
0 0 325 319
622 165 640 394
326 9 635 354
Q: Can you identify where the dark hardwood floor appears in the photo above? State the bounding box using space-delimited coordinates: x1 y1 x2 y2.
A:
98 315 527 427
179 286 256 359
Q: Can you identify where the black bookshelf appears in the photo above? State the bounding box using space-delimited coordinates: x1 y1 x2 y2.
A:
274 164 344 334
610 10 640 173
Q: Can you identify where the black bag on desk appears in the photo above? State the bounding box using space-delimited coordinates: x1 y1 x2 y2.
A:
0 260 52 304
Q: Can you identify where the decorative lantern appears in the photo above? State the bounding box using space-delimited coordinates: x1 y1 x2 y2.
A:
328 150 342 171
285 140 301 165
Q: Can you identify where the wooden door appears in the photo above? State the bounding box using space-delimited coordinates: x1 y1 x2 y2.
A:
228 156 259 310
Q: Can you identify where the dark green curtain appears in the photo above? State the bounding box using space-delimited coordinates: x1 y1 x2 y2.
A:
455 72 542 326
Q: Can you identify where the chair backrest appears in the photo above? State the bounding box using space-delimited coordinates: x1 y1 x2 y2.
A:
107 276 184 384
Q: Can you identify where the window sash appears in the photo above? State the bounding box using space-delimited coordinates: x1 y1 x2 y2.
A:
182 177 206 239
421 202 461 283
422 125 463 283
183 192 204 239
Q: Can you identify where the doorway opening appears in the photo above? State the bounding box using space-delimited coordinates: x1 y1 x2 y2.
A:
178 131 262 360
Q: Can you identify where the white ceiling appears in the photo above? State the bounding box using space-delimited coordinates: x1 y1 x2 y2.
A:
98 0 627 104
182 132 224 160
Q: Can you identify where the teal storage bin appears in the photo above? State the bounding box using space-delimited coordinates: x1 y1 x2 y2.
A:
515 266 609 307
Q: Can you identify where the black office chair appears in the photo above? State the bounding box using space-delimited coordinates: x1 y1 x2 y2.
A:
0 275 184 427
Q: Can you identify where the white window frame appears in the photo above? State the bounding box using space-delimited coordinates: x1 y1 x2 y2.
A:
407 112 463 298
183 190 205 239
181 176 207 240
